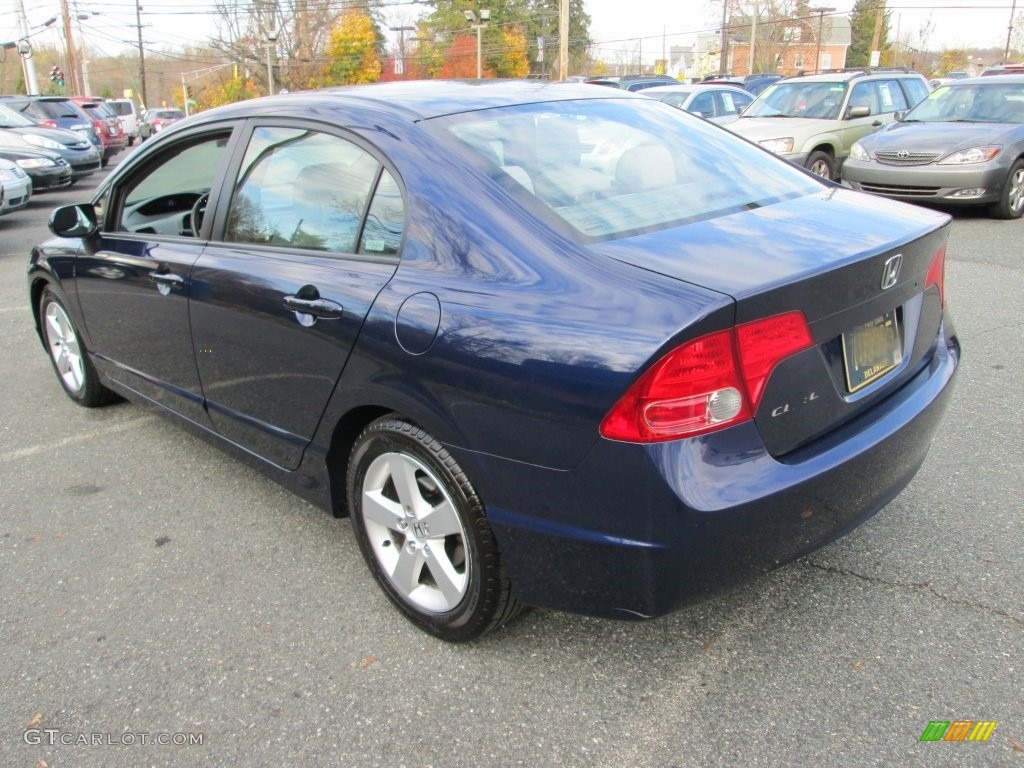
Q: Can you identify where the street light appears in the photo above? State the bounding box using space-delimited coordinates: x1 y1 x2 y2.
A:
464 8 490 79
811 7 836 71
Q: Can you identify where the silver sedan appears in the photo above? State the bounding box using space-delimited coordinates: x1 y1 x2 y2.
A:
842 75 1024 219
640 84 755 125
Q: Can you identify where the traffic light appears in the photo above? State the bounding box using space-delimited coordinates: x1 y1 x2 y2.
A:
185 85 193 99
49 66 65 87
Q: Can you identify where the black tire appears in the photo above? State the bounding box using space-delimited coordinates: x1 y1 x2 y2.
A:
347 416 522 641
39 288 116 407
806 150 835 180
988 159 1024 219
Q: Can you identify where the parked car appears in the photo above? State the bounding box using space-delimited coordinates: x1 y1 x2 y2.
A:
29 81 959 640
0 95 102 151
641 83 755 124
143 107 186 134
585 74 679 92
980 63 1024 76
70 97 128 165
0 156 31 214
842 75 1024 218
728 68 931 179
0 146 72 190
106 98 151 145
0 103 102 179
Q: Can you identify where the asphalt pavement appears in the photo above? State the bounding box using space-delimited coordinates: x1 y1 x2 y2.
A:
0 167 1020 767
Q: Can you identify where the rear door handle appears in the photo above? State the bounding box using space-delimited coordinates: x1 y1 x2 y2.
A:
148 270 185 295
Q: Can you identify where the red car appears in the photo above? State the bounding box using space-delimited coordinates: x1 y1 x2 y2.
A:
69 96 128 166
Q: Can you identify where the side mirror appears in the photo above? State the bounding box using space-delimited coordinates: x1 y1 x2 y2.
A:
847 105 871 119
893 110 906 121
49 204 98 239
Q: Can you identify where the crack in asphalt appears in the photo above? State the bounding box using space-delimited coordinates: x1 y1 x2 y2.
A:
805 559 1024 627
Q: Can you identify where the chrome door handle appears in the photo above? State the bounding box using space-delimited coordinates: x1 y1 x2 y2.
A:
282 295 344 319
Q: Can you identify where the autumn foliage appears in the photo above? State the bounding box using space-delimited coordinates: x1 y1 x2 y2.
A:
321 7 383 85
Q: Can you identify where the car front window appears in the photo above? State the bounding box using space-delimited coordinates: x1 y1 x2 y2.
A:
905 83 1024 123
0 103 38 128
744 82 847 119
431 98 821 240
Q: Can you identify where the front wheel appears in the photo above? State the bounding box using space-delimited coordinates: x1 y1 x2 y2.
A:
39 288 116 407
988 159 1024 219
806 150 835 180
347 416 522 641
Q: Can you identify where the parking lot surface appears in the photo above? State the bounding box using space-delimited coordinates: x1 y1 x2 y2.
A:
1 169 1021 767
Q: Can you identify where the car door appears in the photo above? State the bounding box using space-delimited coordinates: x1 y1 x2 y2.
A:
189 122 403 470
74 127 237 424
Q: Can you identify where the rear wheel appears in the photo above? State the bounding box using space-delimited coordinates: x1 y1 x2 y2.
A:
347 416 522 641
806 150 835 180
988 159 1024 219
39 288 116 407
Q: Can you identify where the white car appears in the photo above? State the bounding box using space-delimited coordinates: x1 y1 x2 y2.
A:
0 157 32 214
107 99 150 145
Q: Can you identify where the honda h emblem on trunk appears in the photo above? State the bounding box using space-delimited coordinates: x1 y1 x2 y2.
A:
881 254 902 290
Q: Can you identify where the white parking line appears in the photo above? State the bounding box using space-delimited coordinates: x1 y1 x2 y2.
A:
0 417 155 463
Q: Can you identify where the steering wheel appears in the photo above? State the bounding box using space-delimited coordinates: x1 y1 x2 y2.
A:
189 193 210 236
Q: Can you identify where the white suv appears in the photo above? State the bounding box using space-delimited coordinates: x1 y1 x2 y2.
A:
106 99 150 146
727 69 931 180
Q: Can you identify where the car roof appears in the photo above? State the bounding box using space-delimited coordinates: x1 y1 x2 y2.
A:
641 84 753 95
190 80 635 124
944 74 1024 85
780 69 924 84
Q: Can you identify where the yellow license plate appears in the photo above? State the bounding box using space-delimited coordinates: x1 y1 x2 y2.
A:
842 311 902 393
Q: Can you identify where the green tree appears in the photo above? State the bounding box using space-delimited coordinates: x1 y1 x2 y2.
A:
848 0 890 68
522 0 592 77
320 7 383 85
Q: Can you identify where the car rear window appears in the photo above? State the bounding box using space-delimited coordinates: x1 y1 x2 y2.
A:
108 102 132 116
430 97 820 240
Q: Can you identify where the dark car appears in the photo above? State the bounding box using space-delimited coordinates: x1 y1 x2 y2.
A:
0 146 73 190
843 76 1024 218
0 103 102 179
0 95 103 151
29 82 959 641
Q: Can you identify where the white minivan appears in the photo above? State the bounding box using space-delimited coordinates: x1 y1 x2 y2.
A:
106 99 150 146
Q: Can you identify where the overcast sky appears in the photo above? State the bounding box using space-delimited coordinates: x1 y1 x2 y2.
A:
2 0 1019 64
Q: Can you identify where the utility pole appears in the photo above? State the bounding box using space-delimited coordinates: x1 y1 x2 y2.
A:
136 0 148 106
15 0 40 94
75 12 91 94
59 0 81 93
747 1 758 75
811 7 836 71
719 0 729 75
1005 0 1018 61
558 0 569 80
390 25 415 77
870 0 886 66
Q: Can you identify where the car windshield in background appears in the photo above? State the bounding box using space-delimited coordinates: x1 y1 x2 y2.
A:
906 82 1024 123
431 98 821 240
745 81 848 119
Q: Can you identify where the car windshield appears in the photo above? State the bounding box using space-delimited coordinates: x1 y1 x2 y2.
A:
0 103 39 128
151 110 184 119
430 97 821 240
905 82 1024 123
744 81 848 119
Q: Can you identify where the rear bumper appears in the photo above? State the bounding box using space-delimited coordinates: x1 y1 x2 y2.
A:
461 319 959 620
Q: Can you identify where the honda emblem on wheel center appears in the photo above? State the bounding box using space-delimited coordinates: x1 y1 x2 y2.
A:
881 254 903 289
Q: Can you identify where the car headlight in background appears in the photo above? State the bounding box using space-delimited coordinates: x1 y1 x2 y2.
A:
22 134 65 151
16 157 57 169
849 141 872 161
758 137 795 154
938 146 1001 165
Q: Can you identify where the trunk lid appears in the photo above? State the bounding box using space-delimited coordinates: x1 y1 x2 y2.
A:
592 187 951 456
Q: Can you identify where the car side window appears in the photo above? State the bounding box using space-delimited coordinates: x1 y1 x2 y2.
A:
689 92 716 117
114 133 230 235
876 80 909 113
719 90 751 115
849 82 877 115
359 169 405 256
225 126 383 254
901 77 929 107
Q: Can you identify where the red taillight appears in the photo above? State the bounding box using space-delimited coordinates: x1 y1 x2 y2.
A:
39 119 58 128
925 243 946 308
736 311 814 410
601 311 813 443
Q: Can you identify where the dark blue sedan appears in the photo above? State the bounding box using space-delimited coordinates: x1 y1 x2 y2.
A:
29 81 959 641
